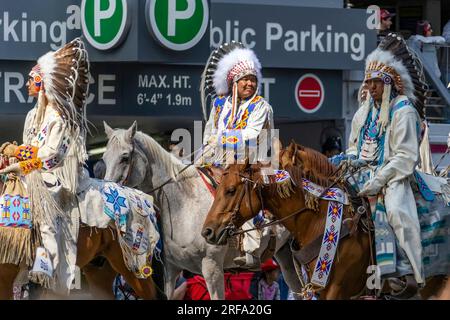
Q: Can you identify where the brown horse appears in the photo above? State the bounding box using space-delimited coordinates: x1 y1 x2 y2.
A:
0 224 158 300
202 143 370 299
201 141 445 299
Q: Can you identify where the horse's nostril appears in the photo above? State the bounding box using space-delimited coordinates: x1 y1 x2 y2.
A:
201 227 213 240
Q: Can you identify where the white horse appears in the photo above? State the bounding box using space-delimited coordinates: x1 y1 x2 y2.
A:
102 121 303 299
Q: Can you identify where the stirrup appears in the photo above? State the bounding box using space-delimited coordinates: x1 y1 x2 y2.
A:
387 275 418 299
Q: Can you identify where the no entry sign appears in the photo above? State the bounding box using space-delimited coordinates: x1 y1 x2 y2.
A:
295 74 325 113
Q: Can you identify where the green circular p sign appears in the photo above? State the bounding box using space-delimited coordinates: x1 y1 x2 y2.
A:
81 0 130 50
146 0 209 51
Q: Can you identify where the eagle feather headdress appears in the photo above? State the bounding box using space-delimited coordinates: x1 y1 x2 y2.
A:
34 37 90 132
363 33 428 129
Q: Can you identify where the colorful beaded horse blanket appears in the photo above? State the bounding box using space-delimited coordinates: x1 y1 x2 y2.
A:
77 177 161 279
0 156 35 267
348 169 450 279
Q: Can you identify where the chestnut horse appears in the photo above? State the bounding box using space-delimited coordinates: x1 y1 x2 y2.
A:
0 222 158 300
202 143 370 299
202 141 446 299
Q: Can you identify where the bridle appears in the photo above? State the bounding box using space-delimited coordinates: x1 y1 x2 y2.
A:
222 162 348 237
221 166 304 237
118 138 199 192
120 140 136 186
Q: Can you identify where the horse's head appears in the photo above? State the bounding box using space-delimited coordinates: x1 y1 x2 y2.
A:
201 159 264 245
102 121 148 187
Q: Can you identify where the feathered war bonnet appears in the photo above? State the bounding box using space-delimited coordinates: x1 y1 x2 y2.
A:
363 33 427 132
29 37 90 134
200 41 262 126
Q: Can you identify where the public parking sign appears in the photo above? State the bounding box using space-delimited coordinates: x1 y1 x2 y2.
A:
295 74 324 113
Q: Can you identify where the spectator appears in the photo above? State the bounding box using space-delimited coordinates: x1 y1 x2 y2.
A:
443 20 450 43
172 270 193 300
441 20 450 87
377 9 395 44
183 272 254 300
256 259 281 300
321 136 343 158
408 20 446 79
417 20 433 37
277 273 290 300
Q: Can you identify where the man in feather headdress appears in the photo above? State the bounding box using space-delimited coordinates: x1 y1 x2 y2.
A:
0 38 161 296
200 42 274 165
199 42 282 269
332 33 431 296
0 38 90 293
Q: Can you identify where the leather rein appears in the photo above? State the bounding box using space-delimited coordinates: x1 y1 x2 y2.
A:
224 163 346 237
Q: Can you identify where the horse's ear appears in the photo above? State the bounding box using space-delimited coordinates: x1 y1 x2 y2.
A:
127 121 138 140
286 141 296 156
239 156 250 172
104 121 114 138
291 144 298 166
244 156 250 169
272 137 282 161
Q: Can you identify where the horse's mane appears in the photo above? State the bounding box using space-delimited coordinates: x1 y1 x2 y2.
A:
135 132 198 181
109 130 198 182
284 143 337 188
253 143 338 210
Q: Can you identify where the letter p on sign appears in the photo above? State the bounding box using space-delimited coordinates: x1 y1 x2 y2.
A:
168 0 195 36
146 0 209 51
95 0 116 36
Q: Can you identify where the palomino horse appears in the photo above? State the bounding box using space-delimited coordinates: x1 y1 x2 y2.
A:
202 141 447 299
101 121 304 299
0 224 158 300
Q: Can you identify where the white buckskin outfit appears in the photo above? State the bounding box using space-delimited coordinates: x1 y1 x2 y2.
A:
1 39 159 294
200 42 280 268
345 33 430 285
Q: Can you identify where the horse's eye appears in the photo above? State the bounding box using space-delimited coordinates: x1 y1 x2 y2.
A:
226 186 236 195
120 156 129 163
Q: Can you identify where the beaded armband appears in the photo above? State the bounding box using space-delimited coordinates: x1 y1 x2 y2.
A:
19 158 43 175
14 145 39 160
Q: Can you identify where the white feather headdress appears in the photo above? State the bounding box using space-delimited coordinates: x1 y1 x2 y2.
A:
200 42 263 121
212 47 262 95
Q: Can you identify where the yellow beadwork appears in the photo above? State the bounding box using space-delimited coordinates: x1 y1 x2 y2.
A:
139 265 153 278
14 145 39 160
19 158 43 175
